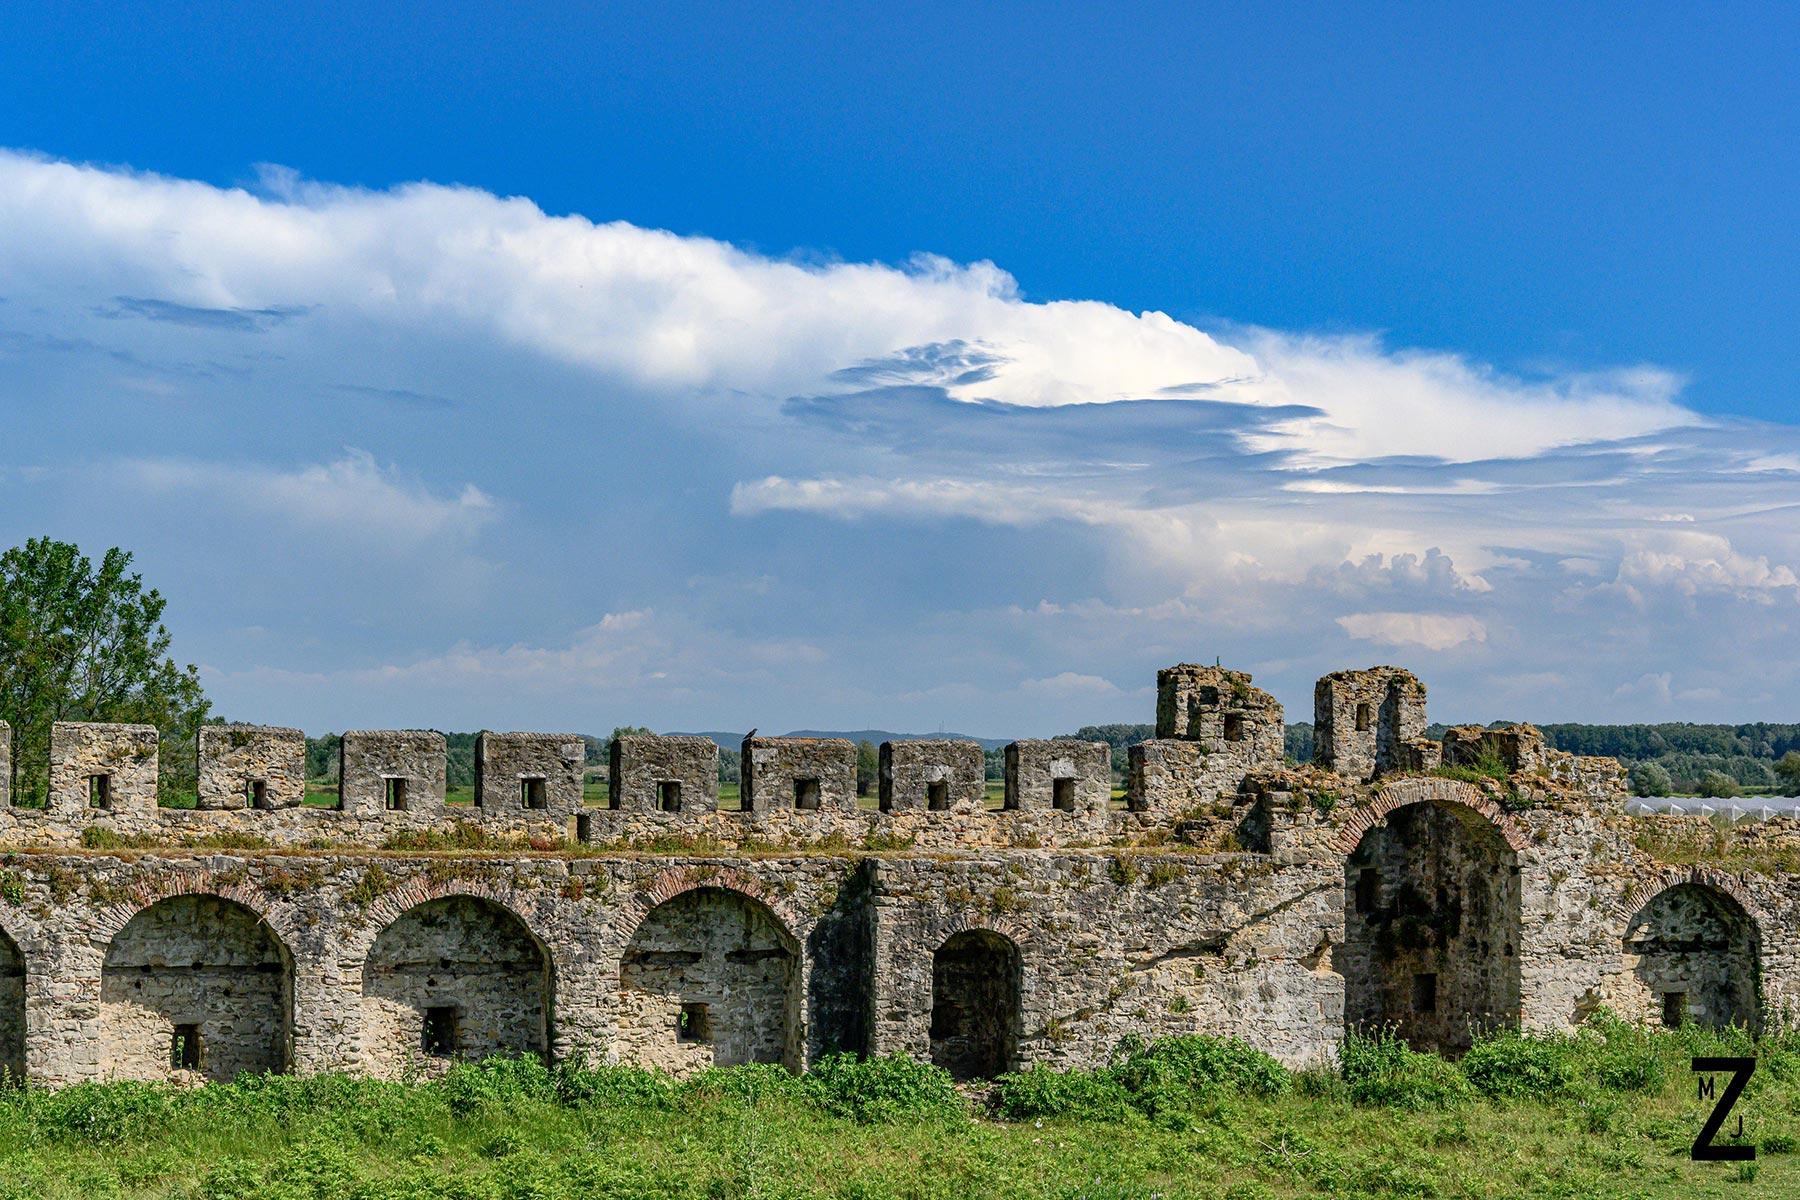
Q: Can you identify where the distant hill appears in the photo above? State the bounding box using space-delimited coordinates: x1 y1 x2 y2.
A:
673 729 1012 751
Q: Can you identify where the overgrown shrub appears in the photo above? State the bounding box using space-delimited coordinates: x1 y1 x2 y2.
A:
1340 1029 1474 1111
1459 1029 1576 1099
800 1052 963 1123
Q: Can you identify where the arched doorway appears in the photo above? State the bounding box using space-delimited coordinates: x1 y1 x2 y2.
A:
616 887 799 1074
0 927 24 1081
1623 883 1759 1031
1343 800 1521 1054
361 896 550 1075
101 895 291 1080
930 929 1020 1080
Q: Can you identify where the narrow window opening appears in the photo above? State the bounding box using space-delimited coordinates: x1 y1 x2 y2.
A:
927 780 950 811
88 773 112 810
1354 868 1379 914
1355 702 1372 732
658 780 682 812
171 1023 202 1071
1051 777 1076 811
246 779 267 810
575 813 592 841
794 778 821 810
384 777 408 811
677 1001 712 1043
520 777 547 810
1412 972 1437 1014
1662 991 1687 1028
423 1006 458 1057
1223 713 1245 743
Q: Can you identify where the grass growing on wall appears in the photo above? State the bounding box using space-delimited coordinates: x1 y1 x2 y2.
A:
0 1019 1796 1198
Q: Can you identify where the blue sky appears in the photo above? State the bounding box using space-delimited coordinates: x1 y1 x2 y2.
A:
2 3 1798 736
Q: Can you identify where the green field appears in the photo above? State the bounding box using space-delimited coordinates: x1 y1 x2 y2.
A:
2 1023 1795 1198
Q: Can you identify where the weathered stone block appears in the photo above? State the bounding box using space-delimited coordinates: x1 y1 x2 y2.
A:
197 725 306 810
1004 739 1109 813
878 740 984 812
0 719 9 808
1314 666 1428 781
49 722 157 816
1442 723 1547 775
473 732 585 822
339 730 446 817
608 735 719 814
742 737 856 813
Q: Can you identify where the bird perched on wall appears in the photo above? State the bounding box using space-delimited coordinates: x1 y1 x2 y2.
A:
745 728 758 739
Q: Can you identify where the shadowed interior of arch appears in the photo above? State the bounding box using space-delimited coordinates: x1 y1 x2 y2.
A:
99 895 292 1081
930 929 1021 1080
1622 881 1761 1032
360 895 550 1075
617 886 800 1071
1343 798 1522 1055
0 925 23 1081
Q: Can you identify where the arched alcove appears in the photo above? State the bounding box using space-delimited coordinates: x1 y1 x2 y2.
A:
1343 799 1522 1054
1623 882 1760 1031
616 886 799 1073
361 895 550 1075
930 929 1021 1080
101 895 291 1080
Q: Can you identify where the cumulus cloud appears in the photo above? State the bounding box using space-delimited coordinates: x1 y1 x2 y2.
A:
1336 612 1488 651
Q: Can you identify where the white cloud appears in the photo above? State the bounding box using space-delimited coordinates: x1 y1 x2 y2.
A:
1019 672 1121 699
1336 612 1488 651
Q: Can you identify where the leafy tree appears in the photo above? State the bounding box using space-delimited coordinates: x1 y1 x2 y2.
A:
1696 769 1741 800
856 740 879 796
0 539 209 806
1627 762 1672 798
1776 751 1800 797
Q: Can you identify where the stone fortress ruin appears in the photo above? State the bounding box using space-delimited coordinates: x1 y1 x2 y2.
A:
0 661 1786 1087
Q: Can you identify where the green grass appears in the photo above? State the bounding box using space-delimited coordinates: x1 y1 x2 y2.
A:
3 1023 1797 1198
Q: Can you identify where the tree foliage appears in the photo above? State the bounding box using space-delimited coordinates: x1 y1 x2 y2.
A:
0 539 209 806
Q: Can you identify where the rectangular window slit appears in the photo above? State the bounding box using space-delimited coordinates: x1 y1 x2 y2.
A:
1052 777 1076 811
423 1006 457 1057
171 1023 202 1070
384 777 408 811
794 778 821 810
1223 714 1245 742
1355 868 1379 914
1412 972 1437 1014
927 780 950 811
1355 702 1373 732
1662 991 1686 1028
246 779 267 810
658 780 682 812
678 1002 711 1043
520 777 547 810
88 774 112 810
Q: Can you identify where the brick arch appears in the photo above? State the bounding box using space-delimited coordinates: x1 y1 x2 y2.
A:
1329 777 1529 854
1621 867 1766 934
86 869 301 957
935 911 1032 949
613 866 804 947
352 876 555 963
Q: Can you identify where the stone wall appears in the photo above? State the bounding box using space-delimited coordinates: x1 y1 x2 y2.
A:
879 740 984 813
474 732 585 825
742 737 856 813
1314 667 1428 781
1003 739 1109 813
609 735 719 814
340 730 447 819
1132 666 1284 817
198 725 306 810
49 722 158 820
0 719 9 809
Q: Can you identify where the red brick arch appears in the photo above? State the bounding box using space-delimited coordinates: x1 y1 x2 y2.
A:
86 868 300 951
354 875 555 959
1329 777 1529 855
615 865 804 946
937 911 1032 948
1621 867 1766 932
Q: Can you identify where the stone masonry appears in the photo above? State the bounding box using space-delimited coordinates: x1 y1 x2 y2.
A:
0 719 9 810
742 736 856 813
197 725 306 810
473 732 585 826
1002 739 1109 813
339 730 447 819
609 735 719 814
879 740 984 813
0 660 1788 1088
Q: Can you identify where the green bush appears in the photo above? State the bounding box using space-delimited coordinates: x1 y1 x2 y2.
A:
1109 1034 1290 1110
1459 1029 1577 1099
1340 1030 1474 1111
800 1053 964 1123
992 1062 1135 1121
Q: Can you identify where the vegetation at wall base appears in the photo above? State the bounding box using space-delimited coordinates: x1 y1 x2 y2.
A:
0 1022 1792 1198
